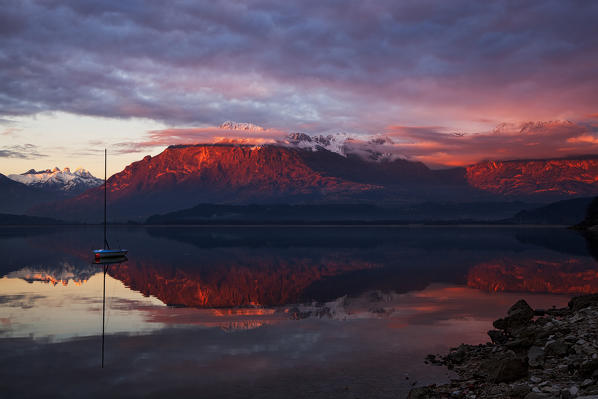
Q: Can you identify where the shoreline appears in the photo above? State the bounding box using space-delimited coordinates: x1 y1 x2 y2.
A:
409 295 598 399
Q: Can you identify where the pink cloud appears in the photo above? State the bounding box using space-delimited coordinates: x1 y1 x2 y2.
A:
114 125 288 154
567 134 598 144
114 119 598 168
381 120 598 167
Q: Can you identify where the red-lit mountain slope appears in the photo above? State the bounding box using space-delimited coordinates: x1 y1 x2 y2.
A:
32 145 598 222
43 144 378 221
466 157 598 197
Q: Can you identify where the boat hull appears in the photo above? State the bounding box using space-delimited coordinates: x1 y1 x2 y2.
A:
94 249 128 259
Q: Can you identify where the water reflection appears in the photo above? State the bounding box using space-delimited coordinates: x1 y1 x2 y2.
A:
2 226 598 314
0 226 597 398
467 258 598 293
97 256 128 368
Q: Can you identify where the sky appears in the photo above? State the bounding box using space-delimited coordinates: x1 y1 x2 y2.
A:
1 0 598 176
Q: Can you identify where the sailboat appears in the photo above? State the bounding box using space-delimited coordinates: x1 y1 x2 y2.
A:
93 149 128 260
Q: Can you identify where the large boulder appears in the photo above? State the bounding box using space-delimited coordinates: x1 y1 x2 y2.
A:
527 346 545 367
493 299 534 332
484 356 529 383
569 294 598 311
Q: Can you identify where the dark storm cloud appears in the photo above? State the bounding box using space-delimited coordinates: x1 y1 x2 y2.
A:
0 0 597 131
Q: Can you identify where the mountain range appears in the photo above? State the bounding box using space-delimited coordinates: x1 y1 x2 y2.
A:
0 167 102 214
0 173 67 214
1 139 598 222
8 167 102 193
30 143 487 221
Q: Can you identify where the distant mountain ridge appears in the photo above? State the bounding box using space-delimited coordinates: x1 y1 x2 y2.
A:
0 173 67 214
39 144 381 221
0 213 65 225
501 197 594 225
145 202 536 225
466 157 598 198
28 143 598 222
8 167 102 194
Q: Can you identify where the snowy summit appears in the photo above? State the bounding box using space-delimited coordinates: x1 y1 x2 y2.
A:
219 121 266 132
8 167 102 193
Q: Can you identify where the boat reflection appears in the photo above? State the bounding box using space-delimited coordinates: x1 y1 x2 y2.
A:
94 256 128 265
95 256 128 368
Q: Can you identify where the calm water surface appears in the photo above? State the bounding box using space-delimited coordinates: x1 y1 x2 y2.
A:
1 226 597 398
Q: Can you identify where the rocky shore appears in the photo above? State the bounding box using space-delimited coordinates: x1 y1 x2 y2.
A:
409 294 598 399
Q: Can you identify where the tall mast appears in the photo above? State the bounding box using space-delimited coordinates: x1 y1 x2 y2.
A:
102 264 107 368
104 149 108 250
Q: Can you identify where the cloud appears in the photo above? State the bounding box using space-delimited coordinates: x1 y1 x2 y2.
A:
567 134 598 144
0 144 46 159
382 120 598 167
111 119 598 167
113 123 288 153
0 0 597 133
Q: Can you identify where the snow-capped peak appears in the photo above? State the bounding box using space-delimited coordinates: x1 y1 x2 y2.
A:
284 132 350 156
281 132 405 162
219 121 266 132
8 167 102 193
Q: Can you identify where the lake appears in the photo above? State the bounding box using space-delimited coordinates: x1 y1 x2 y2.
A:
1 226 596 398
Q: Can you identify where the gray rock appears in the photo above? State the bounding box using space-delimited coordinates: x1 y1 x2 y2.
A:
580 360 598 377
568 294 598 311
447 344 468 364
524 392 557 399
509 299 535 319
485 357 529 383
545 340 570 357
506 336 536 349
582 379 594 387
509 384 531 398
488 329 508 344
528 346 545 368
494 299 535 331
407 386 433 399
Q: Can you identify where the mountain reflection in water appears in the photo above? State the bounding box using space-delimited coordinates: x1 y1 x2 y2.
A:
1 226 597 399
2 226 598 308
115 226 598 305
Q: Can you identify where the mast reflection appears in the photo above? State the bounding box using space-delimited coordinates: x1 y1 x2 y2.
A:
94 256 128 368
